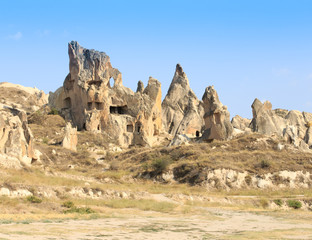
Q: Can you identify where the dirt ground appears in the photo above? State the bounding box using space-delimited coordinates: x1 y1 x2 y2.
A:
0 208 311 240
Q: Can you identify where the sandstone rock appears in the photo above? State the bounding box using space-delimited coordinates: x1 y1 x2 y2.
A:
62 122 78 151
169 134 190 146
136 81 144 93
0 109 35 168
305 127 312 147
231 115 251 131
250 99 286 135
162 64 204 137
201 86 233 141
49 41 162 147
250 98 312 149
0 82 48 113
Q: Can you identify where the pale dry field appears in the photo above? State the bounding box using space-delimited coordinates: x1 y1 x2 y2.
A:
0 207 311 240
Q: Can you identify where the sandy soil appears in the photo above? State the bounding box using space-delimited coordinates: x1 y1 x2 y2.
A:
0 208 311 240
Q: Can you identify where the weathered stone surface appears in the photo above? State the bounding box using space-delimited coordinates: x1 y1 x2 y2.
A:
305 127 312 146
49 41 162 147
250 99 286 136
231 115 251 131
62 122 78 151
136 81 144 94
162 64 204 137
201 86 233 141
169 134 190 146
0 109 35 168
250 98 312 149
0 82 48 113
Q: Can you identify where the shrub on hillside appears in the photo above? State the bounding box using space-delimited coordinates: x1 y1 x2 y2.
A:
151 158 170 174
287 200 302 209
273 199 283 207
26 196 42 203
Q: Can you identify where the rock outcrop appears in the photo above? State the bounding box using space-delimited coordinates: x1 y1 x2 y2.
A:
162 64 204 137
0 109 35 168
49 41 162 147
62 122 78 151
250 98 312 149
231 115 251 131
0 82 48 113
201 86 233 141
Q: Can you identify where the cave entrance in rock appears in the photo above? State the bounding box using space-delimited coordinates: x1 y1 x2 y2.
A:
110 105 128 115
127 124 134 132
95 102 104 110
135 122 142 133
168 122 174 134
64 97 71 108
87 102 93 110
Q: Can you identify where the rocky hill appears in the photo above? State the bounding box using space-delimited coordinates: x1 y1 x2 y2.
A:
0 42 312 213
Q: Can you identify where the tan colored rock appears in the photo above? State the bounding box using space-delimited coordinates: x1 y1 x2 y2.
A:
0 109 35 168
49 41 162 147
201 86 233 141
62 122 78 151
250 98 312 149
162 64 204 137
231 115 251 131
250 99 286 135
0 82 48 113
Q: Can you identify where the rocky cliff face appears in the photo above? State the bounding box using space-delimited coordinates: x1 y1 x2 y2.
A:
162 64 204 137
49 41 162 147
201 86 233 141
250 98 312 150
0 109 36 168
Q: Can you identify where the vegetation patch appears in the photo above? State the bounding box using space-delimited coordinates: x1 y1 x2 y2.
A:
273 199 283 207
287 200 302 209
26 196 42 204
103 199 176 213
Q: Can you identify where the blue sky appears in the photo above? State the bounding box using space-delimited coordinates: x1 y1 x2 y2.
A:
1 0 312 118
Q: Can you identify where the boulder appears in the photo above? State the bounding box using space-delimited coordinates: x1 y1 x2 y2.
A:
162 64 204 137
49 41 162 147
62 122 78 151
201 86 233 141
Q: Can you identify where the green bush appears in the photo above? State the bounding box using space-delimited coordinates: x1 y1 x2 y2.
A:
151 158 170 174
49 107 59 115
273 199 283 207
62 201 75 209
287 200 302 209
27 196 42 203
245 175 252 185
260 159 270 169
63 207 95 214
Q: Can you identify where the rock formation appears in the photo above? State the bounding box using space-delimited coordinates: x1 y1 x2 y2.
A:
201 86 233 141
49 41 162 147
162 64 204 137
231 115 251 131
0 109 35 168
0 82 48 113
62 122 78 151
250 98 312 149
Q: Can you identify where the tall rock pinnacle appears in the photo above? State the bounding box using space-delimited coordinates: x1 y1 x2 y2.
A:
162 64 204 136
